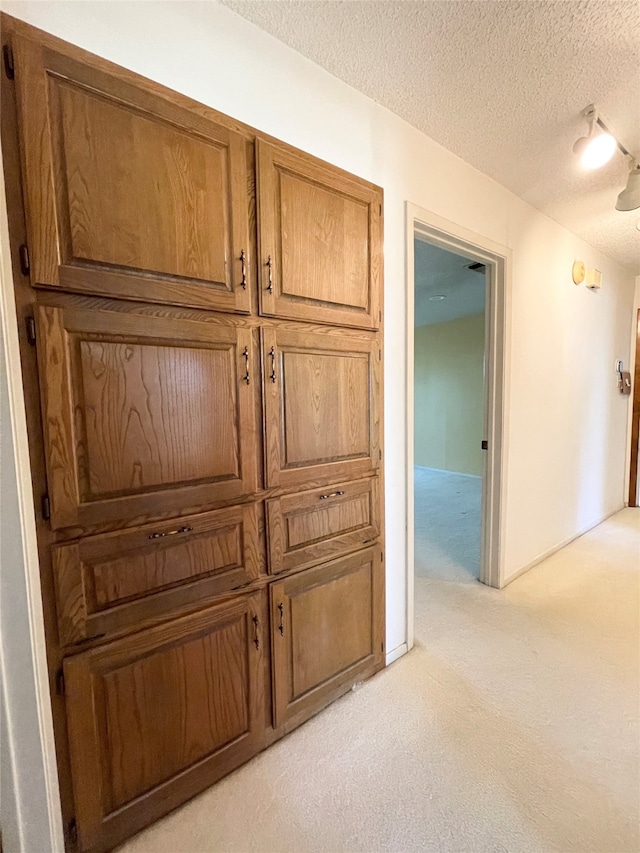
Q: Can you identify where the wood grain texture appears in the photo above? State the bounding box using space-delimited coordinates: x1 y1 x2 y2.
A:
1 16 385 852
270 547 384 728
54 504 262 645
267 477 380 574
257 140 382 329
37 304 258 529
79 340 239 495
262 327 381 488
64 592 267 852
13 32 251 313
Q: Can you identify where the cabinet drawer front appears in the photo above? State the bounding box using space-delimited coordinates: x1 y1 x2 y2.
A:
13 35 251 314
64 593 266 851
257 140 382 329
267 478 380 574
37 305 258 529
262 327 381 488
54 504 262 644
270 547 384 729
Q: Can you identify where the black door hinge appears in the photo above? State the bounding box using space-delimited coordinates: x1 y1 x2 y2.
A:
26 316 36 346
18 244 30 276
55 668 65 696
379 449 382 460
41 493 51 521
481 440 488 450
67 817 77 845
3 44 14 80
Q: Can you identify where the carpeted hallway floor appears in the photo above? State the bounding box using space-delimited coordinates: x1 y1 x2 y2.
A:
118 509 640 853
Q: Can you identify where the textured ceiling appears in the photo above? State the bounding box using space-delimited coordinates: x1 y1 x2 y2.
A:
222 0 640 274
414 239 486 327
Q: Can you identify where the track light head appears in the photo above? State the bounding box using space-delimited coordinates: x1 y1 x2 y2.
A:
573 106 616 170
615 161 640 212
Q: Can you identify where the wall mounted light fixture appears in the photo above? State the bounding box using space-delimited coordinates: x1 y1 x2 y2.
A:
574 104 640 212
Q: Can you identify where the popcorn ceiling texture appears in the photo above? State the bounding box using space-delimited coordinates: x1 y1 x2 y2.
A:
117 509 640 852
223 0 640 273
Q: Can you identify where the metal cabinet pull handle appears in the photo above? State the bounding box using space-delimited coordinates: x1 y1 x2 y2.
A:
240 249 247 290
319 490 345 500
269 346 277 383
266 255 273 294
277 602 284 635
242 346 250 385
148 525 193 540
252 615 260 650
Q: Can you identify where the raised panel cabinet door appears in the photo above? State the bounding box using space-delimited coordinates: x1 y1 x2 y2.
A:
267 477 380 575
262 327 381 489
257 140 382 329
12 34 251 313
54 503 263 646
64 592 266 852
270 547 384 729
36 304 259 529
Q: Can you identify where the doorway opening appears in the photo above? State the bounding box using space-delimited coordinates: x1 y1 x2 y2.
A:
405 204 509 650
413 240 486 584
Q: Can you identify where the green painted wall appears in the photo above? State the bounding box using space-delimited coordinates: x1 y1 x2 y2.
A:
414 313 485 476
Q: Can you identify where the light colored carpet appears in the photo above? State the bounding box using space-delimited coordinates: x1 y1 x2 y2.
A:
414 466 481 581
118 509 640 853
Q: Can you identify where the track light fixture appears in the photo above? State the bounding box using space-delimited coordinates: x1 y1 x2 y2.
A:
574 104 640 212
573 106 616 169
616 161 640 212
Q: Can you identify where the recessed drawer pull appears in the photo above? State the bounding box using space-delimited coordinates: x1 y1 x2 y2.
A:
319 490 345 500
148 525 193 540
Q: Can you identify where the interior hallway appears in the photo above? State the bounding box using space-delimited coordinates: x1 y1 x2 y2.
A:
118 509 640 853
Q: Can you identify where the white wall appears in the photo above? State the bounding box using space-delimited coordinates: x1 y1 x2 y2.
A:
0 2 636 847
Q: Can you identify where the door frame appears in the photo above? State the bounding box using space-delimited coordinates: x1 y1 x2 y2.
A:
405 203 510 650
628 309 640 507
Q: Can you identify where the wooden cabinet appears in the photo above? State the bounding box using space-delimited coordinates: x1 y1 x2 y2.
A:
266 477 380 575
3 16 384 853
262 327 381 489
257 140 382 329
270 547 384 729
13 34 251 313
64 592 266 852
54 503 262 645
36 304 259 529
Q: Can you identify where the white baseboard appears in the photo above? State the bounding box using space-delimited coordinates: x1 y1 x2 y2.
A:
385 643 408 666
502 505 625 587
414 465 481 480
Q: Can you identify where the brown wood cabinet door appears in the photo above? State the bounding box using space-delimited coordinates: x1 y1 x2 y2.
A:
64 591 266 852
37 304 258 529
54 502 262 646
267 477 380 575
262 327 381 488
257 140 382 329
270 547 384 729
12 34 251 313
